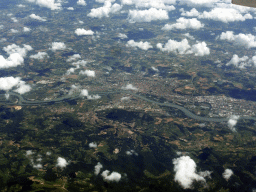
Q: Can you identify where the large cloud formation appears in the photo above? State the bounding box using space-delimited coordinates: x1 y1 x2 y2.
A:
225 54 256 69
157 39 210 56
128 8 169 22
162 17 204 30
0 44 33 69
126 40 153 50
26 0 62 10
218 31 256 49
87 1 122 18
173 156 209 189
0 77 31 95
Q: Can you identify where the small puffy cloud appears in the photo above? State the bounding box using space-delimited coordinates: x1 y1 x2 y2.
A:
80 89 89 96
88 1 122 18
26 150 34 156
126 150 138 156
67 54 81 62
30 52 49 60
227 115 239 132
173 156 207 189
29 14 47 22
122 84 138 91
178 0 221 7
0 77 31 94
157 39 191 54
157 39 210 56
89 142 97 148
0 44 32 69
162 17 204 30
23 27 31 32
26 0 62 10
226 54 250 69
79 70 95 77
126 40 153 50
101 170 121 182
118 33 128 39
66 67 76 75
67 7 74 10
183 33 195 40
218 31 256 49
198 8 253 23
121 0 176 10
189 42 210 56
10 29 19 33
95 162 103 175
223 169 233 181
75 28 94 36
50 42 66 51
56 157 68 168
87 94 101 100
33 164 43 169
11 17 18 22
72 60 87 66
77 0 87 6
128 8 169 23
180 8 199 17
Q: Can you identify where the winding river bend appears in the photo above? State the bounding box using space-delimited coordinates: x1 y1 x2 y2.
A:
1 90 256 123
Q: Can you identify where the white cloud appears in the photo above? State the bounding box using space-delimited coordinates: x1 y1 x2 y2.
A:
157 39 191 54
121 0 176 10
29 14 47 22
10 29 19 33
11 17 18 22
96 0 116 3
101 170 122 182
0 44 33 69
33 163 43 169
178 0 221 7
128 8 169 22
87 94 101 100
72 60 87 66
89 142 98 148
227 115 239 132
56 157 68 168
126 40 153 50
26 0 62 10
198 8 253 23
80 89 89 96
79 70 95 77
26 150 34 156
75 28 94 36
0 77 31 94
23 27 31 32
173 156 207 189
88 1 122 18
67 54 81 62
122 84 138 91
162 17 204 30
157 39 210 56
95 162 103 175
77 0 87 6
66 67 76 75
30 52 49 60
126 150 138 156
226 54 250 69
223 169 233 181
50 42 66 51
219 31 256 49
189 42 210 56
183 33 195 40
118 33 128 39
67 7 74 10
121 96 130 101
180 8 199 17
